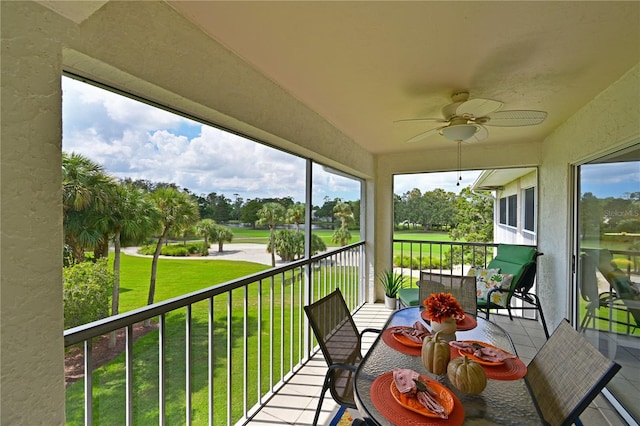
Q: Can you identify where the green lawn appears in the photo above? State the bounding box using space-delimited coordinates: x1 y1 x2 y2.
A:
65 253 354 425
179 227 346 248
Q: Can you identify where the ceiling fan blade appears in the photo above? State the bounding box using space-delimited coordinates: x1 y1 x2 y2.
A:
394 117 447 124
466 124 488 143
484 110 547 127
406 126 445 143
456 98 503 118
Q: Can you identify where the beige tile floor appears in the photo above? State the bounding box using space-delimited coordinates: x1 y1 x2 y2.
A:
245 303 629 426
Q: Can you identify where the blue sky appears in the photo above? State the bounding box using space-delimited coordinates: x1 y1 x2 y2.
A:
394 171 482 196
580 162 640 199
62 77 360 203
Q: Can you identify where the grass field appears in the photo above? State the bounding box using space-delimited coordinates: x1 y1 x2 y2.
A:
65 249 358 425
220 227 343 248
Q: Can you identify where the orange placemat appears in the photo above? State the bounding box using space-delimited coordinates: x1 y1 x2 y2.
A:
370 372 465 426
381 328 423 356
450 348 527 380
420 311 478 331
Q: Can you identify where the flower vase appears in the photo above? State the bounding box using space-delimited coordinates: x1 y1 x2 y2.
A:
431 317 457 341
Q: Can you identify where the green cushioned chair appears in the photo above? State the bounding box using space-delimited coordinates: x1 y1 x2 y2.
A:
477 244 549 338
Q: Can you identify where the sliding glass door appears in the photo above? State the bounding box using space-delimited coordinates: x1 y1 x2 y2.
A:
574 143 639 423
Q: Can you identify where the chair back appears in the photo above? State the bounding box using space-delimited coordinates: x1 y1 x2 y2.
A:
579 251 599 303
525 319 621 426
419 273 477 314
304 289 362 406
487 244 541 294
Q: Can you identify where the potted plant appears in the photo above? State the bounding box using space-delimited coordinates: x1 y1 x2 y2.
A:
377 270 406 309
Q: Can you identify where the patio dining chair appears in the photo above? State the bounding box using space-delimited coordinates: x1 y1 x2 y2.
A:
304 289 380 426
525 319 621 426
418 272 477 314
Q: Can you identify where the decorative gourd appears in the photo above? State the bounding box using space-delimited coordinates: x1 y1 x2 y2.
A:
421 331 450 375
447 356 487 394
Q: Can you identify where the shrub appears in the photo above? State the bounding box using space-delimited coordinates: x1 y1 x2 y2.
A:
138 244 155 255
393 255 450 270
161 245 189 256
63 259 113 329
269 230 327 261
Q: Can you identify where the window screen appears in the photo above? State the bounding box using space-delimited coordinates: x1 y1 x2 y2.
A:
524 187 535 232
507 195 517 227
499 198 507 225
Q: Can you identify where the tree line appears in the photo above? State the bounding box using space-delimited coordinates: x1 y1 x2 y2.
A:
394 186 494 242
580 191 640 244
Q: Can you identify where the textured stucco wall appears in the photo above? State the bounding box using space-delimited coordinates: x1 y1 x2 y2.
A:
1 2 68 424
538 63 640 331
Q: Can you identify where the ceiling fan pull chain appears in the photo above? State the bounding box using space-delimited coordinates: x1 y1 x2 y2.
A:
457 140 462 186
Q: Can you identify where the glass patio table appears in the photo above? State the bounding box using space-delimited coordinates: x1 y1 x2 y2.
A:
354 307 540 425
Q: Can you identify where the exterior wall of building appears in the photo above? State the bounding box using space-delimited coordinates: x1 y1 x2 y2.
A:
494 170 537 245
538 62 640 332
1 2 68 423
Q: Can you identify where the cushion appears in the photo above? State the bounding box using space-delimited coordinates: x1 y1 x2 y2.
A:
467 266 500 280
487 244 538 291
397 288 420 306
475 272 514 307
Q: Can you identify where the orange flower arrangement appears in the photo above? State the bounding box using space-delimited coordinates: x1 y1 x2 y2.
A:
423 292 464 323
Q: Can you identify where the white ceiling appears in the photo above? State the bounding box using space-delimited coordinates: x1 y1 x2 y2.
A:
165 1 640 155
40 1 640 155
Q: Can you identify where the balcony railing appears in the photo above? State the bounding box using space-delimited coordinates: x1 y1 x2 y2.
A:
64 242 365 426
393 239 537 319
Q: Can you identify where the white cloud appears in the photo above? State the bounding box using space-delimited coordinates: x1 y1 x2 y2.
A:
62 77 323 201
394 171 482 196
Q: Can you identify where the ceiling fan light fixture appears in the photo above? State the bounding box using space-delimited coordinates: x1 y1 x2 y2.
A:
441 124 477 141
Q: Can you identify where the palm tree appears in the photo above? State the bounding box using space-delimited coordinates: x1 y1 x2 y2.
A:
286 203 305 232
256 202 286 267
195 218 217 248
147 188 199 306
332 200 355 246
98 183 157 346
211 224 234 252
62 152 116 263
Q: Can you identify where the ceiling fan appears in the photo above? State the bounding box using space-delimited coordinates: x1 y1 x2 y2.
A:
398 91 547 144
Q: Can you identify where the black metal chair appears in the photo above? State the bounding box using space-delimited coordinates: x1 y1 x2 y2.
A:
525 319 621 426
304 289 380 425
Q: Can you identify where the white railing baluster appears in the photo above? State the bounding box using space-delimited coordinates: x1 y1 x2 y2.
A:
84 338 93 426
185 305 192 426
243 284 249 417
159 314 166 426
126 324 133 426
226 291 232 425
207 297 214 425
